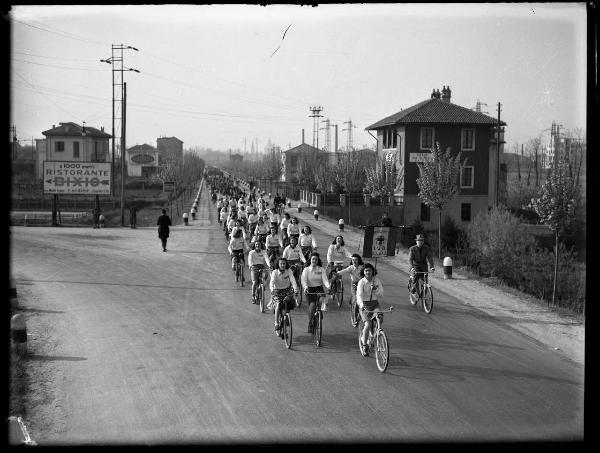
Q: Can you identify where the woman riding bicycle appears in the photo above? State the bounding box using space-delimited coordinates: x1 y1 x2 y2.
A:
252 217 269 245
299 225 317 264
282 235 306 282
265 225 283 269
248 240 271 304
280 212 291 246
270 257 299 336
334 253 365 327
326 235 352 303
228 227 249 271
301 252 331 332
286 216 301 243
356 263 384 356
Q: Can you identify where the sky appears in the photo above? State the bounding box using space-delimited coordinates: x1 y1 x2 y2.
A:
9 3 588 154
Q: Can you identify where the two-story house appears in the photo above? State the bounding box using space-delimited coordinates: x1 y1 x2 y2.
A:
156 136 184 164
366 86 506 228
37 122 112 179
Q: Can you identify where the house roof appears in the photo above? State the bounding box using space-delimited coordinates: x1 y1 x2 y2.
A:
284 143 321 154
365 98 506 130
42 122 112 138
157 136 183 143
128 144 157 152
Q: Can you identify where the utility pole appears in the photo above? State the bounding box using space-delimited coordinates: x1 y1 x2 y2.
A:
495 102 503 207
320 118 331 151
334 124 338 153
343 119 357 151
309 106 323 150
10 125 17 160
101 44 139 200
121 82 127 226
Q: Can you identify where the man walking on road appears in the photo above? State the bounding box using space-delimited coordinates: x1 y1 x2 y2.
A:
157 208 172 252
130 204 138 229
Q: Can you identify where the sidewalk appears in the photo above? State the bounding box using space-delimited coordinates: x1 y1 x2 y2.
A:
282 197 584 367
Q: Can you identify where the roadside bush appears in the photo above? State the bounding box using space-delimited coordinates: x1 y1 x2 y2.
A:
467 206 537 284
466 206 585 314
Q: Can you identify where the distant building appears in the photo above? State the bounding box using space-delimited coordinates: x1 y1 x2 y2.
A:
281 143 322 183
366 85 506 226
37 122 111 179
126 144 160 178
156 136 183 163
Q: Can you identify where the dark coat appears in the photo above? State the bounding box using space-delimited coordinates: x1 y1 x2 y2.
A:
157 214 172 239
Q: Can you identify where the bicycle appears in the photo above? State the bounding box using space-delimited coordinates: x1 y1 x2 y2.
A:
348 281 360 327
253 267 267 313
330 262 345 307
290 262 303 307
408 271 434 314
307 291 329 347
358 307 394 372
275 294 295 349
232 252 245 287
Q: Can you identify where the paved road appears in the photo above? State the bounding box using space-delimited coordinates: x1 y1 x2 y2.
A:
10 185 584 444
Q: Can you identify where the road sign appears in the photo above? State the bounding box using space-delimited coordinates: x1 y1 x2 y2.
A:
43 161 111 195
163 181 175 192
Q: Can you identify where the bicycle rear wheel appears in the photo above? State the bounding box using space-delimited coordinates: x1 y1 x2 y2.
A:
374 330 389 372
258 284 265 313
283 313 292 349
422 285 433 314
313 311 322 347
336 279 344 307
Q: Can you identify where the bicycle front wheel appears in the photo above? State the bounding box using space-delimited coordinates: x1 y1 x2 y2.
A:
408 278 418 305
349 298 357 326
422 285 433 314
283 313 292 349
313 311 322 347
374 330 389 372
258 285 264 313
336 279 344 307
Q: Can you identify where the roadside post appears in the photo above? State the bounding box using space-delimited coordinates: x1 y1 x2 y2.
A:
314 209 319 221
338 218 344 231
443 256 453 279
183 212 189 225
11 314 27 357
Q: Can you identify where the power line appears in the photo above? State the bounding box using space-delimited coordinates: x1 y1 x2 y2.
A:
11 18 108 47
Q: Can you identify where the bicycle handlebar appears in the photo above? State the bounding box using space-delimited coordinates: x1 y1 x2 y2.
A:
361 306 394 313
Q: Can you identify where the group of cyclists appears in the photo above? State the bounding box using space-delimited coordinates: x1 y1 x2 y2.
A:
207 173 435 356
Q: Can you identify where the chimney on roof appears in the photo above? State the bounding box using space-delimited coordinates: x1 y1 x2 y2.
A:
101 127 104 132
441 85 452 103
431 88 437 99
52 125 55 129
431 89 441 100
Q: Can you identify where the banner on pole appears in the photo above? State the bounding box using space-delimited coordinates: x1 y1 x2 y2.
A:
362 226 399 258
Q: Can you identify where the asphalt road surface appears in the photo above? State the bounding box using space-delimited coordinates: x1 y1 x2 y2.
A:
10 188 584 444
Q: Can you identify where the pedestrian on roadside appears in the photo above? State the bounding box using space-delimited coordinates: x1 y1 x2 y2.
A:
157 208 172 252
130 204 138 229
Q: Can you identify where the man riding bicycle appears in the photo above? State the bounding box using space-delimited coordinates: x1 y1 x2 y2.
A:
408 234 435 296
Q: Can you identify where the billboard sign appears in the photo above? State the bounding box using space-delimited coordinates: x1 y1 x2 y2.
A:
43 161 111 195
163 181 175 192
131 153 155 164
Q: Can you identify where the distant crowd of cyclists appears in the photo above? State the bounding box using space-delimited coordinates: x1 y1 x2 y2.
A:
205 172 435 355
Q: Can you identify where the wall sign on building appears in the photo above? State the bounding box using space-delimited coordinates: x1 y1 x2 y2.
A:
163 181 175 192
43 161 111 195
131 154 155 164
409 152 434 163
